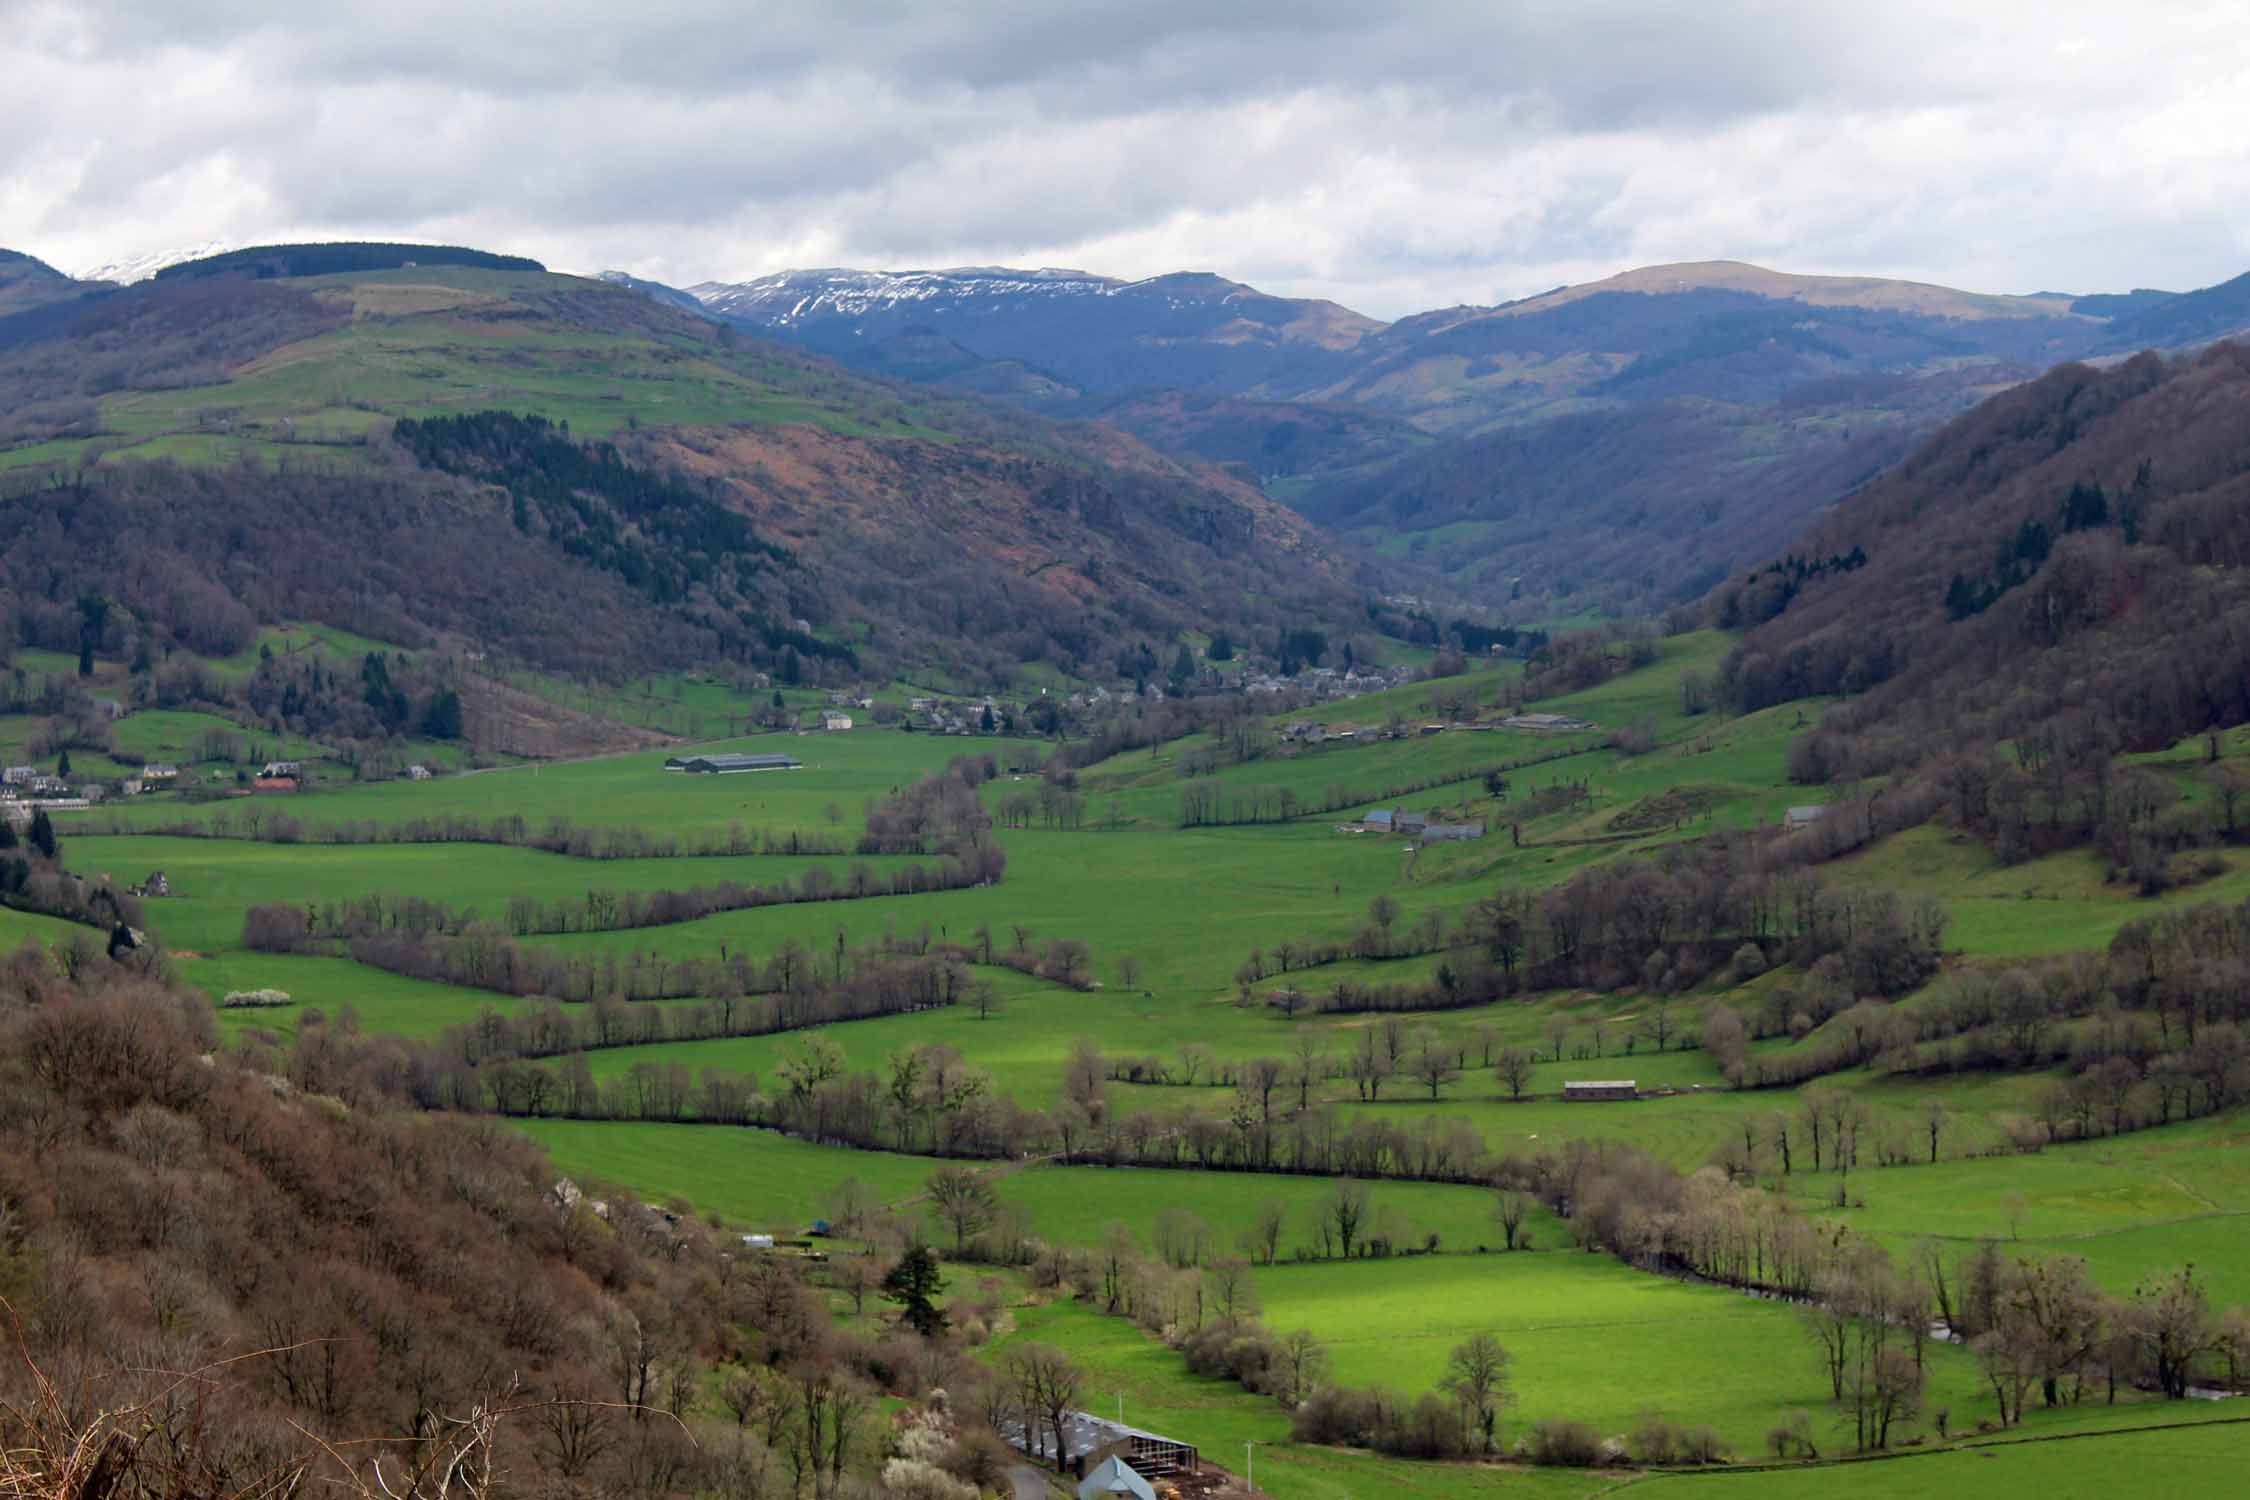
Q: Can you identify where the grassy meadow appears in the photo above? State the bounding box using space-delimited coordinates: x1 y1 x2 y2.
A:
14 619 2250 1499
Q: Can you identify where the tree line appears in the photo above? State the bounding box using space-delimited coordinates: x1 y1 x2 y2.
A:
1241 833 1946 1010
77 806 852 859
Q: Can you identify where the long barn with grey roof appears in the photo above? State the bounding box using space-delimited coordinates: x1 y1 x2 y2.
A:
664 753 802 774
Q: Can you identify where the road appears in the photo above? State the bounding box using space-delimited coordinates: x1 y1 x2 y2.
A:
1009 1464 1056 1500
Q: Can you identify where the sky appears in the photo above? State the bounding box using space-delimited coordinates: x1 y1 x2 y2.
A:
4 0 2248 319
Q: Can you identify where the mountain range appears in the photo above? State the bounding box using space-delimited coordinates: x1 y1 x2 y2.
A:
647 257 2249 613
9 235 2250 650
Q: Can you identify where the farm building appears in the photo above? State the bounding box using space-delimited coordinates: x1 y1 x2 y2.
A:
1564 1080 1638 1102
1784 805 1826 828
1421 822 1486 842
818 710 854 731
1078 1455 1156 1500
252 776 299 794
1360 808 1395 832
1004 1412 1198 1481
1502 712 1594 731
143 763 180 782
665 753 802 774
260 760 303 778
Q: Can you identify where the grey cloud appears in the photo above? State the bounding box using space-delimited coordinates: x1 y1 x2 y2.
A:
3 0 2246 316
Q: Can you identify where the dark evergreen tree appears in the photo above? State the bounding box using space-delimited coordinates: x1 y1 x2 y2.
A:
881 1245 947 1336
421 689 464 740
28 809 57 861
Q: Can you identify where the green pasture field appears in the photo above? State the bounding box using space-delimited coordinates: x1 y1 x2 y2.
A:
1648 1419 2250 1499
990 1295 1609 1500
0 905 95 954
506 1115 1554 1256
1073 724 1600 830
977 1164 1560 1259
100 709 330 768
1785 1111 2250 1305
1251 1252 1992 1455
1828 823 2250 957
60 731 1025 842
497 669 791 742
518 820 1446 996
510 1118 940 1227
65 834 926 954
177 951 540 1041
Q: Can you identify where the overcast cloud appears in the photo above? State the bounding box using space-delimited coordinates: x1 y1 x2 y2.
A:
4 0 2247 317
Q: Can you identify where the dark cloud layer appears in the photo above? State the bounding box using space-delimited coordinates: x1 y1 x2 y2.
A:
5 0 2246 315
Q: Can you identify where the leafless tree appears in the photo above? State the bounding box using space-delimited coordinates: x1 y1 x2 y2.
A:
1493 1190 1531 1252
1325 1179 1370 1260
924 1166 997 1256
1445 1333 1513 1453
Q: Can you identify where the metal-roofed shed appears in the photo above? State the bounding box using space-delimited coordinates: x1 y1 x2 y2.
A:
668 753 802 774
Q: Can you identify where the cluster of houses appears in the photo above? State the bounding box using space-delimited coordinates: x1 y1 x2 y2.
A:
2 763 91 824
1281 721 1387 746
907 693 1004 735
2 765 69 797
1241 663 1411 699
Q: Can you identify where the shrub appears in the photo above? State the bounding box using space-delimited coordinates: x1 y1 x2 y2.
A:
1180 1322 1285 1397
1290 1385 1386 1448
1385 1393 1469 1460
1679 1424 1730 1465
1528 1418 1603 1467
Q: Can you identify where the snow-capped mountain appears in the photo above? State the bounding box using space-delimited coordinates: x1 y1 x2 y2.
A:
687 266 1119 326
595 269 711 317
77 240 238 286
678 266 1384 399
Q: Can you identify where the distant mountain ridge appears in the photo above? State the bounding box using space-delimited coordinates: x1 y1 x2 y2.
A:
0 248 106 316
685 265 1382 397
662 255 2250 614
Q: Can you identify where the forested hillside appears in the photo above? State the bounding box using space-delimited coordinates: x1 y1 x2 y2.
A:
1718 340 2250 785
0 249 1376 700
